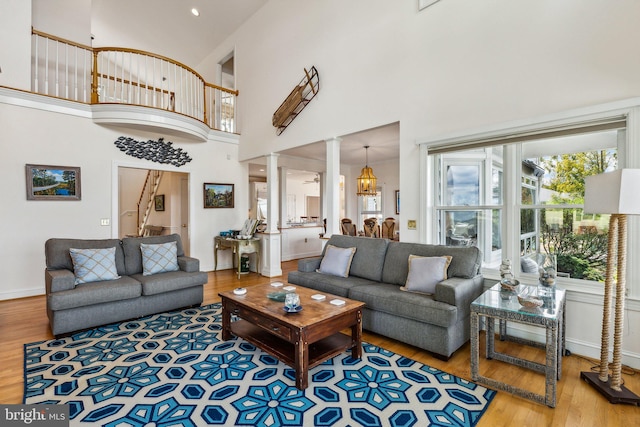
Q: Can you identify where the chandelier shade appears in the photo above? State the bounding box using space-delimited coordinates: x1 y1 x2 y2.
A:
356 146 377 196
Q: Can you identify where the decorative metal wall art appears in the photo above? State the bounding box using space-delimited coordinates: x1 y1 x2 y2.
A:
114 136 192 167
272 66 319 135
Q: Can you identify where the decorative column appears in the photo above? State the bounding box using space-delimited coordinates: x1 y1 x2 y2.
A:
325 137 342 237
261 153 282 277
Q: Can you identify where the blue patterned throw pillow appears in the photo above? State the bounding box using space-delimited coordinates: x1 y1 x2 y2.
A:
69 247 121 285
140 241 179 276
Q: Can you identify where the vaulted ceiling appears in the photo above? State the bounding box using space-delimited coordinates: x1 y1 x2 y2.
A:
89 1 399 170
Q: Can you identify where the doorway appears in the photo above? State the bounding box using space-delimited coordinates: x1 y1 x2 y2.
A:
118 167 190 255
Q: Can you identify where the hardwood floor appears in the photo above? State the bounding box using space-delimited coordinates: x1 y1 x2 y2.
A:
1 260 638 426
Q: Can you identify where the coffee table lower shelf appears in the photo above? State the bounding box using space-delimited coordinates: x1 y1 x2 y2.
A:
230 319 354 371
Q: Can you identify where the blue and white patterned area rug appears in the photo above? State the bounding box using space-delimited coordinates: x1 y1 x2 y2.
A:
24 304 496 426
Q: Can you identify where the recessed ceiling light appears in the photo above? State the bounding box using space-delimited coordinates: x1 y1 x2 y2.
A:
191 8 200 17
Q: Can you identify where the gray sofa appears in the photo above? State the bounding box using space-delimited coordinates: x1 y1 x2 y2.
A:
45 234 207 336
287 234 484 359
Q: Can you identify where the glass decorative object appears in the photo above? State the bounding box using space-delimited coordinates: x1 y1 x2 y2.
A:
537 253 557 289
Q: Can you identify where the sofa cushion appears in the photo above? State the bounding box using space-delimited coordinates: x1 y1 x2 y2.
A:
69 247 121 284
382 242 481 285
401 255 452 295
45 238 125 275
47 276 142 311
324 235 389 281
349 283 458 328
132 270 208 296
140 241 179 276
287 271 376 298
317 245 356 277
122 234 185 275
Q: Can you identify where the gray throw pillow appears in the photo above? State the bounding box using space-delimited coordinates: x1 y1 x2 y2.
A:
140 241 179 276
69 247 121 285
316 245 356 278
401 254 452 295
521 256 539 274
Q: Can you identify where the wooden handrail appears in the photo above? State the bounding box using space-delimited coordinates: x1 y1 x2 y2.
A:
205 82 239 96
97 72 175 96
93 47 206 85
31 28 237 132
32 28 93 51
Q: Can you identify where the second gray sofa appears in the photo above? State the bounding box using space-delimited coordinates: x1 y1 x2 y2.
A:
45 234 207 336
288 234 484 359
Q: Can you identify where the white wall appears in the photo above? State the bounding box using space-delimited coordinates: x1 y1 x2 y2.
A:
196 0 640 367
200 0 640 241
0 100 245 299
0 0 32 90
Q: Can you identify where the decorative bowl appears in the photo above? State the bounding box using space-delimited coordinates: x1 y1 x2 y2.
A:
267 291 288 302
517 294 544 308
500 279 519 291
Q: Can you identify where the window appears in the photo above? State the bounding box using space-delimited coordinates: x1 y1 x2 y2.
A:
520 135 617 281
432 128 621 285
358 188 383 230
434 149 503 266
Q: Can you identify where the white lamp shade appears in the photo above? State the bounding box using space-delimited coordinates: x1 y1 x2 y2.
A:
584 169 640 215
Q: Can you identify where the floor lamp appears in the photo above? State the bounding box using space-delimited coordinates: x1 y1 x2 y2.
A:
581 169 640 405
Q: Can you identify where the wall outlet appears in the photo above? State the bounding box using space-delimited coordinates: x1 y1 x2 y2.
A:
407 220 417 230
100 218 110 226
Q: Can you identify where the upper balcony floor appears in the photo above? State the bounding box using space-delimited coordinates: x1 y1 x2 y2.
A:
2 28 239 142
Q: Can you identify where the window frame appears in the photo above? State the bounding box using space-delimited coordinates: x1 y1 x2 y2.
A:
418 98 640 300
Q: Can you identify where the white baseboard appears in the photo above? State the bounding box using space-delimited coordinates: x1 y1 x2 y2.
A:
0 287 44 301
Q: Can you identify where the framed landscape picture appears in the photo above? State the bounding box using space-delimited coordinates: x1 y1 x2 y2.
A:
203 183 234 208
154 194 165 211
26 164 81 201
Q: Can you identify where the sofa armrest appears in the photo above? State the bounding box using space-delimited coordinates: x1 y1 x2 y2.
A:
45 268 76 293
178 256 200 273
298 257 321 272
434 275 484 311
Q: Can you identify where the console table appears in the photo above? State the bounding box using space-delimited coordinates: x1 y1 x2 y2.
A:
470 283 566 407
214 236 261 279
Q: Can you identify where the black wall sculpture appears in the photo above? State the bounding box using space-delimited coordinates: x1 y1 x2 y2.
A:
114 136 192 167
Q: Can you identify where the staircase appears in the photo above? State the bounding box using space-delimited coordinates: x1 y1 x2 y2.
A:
137 170 163 236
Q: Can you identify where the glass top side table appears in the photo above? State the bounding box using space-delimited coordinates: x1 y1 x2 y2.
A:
470 283 566 407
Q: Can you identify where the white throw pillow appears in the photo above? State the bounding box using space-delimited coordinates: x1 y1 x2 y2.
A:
401 255 452 295
69 247 121 285
316 245 357 278
140 241 179 276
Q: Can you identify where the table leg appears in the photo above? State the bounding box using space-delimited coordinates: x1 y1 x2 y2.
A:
351 311 363 360
486 315 495 359
294 333 309 390
470 312 479 381
545 324 558 407
236 250 241 279
214 244 218 271
221 300 231 341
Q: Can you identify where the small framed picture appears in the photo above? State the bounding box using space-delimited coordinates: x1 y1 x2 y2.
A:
395 190 400 214
26 164 81 201
154 194 165 211
204 183 234 208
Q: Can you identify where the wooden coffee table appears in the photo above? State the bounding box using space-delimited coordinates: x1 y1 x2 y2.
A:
219 283 365 390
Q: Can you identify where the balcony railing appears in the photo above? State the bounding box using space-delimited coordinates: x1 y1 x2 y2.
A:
31 28 237 133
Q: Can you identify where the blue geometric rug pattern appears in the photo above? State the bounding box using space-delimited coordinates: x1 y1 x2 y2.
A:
24 304 496 426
